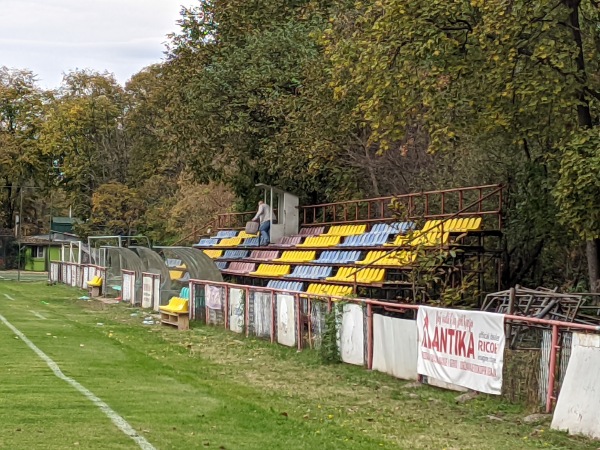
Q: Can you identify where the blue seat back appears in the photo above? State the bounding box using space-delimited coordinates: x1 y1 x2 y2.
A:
243 237 260 247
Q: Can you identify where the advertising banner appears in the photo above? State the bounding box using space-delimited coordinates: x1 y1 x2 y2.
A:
417 306 505 394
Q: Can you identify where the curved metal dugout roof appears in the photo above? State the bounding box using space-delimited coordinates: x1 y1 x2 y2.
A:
160 247 223 283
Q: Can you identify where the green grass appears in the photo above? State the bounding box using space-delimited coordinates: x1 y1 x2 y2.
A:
0 281 597 449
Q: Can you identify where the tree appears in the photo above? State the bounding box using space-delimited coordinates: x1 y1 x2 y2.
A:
325 0 600 290
0 67 49 229
41 70 128 218
81 182 145 237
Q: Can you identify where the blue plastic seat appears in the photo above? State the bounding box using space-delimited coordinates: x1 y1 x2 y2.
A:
212 230 238 239
215 261 228 270
243 237 260 247
371 232 390 246
198 238 219 246
392 222 415 234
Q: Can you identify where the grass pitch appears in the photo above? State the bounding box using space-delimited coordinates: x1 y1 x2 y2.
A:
0 281 597 449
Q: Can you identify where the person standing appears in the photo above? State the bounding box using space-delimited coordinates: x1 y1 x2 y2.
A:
252 200 276 245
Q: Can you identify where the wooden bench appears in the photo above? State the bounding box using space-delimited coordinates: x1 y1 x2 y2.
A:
159 297 189 331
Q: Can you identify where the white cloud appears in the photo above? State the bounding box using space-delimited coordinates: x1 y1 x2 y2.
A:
0 0 190 88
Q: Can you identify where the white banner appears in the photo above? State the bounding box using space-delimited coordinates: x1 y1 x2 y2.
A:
229 288 244 333
337 303 364 366
277 294 296 347
142 275 153 309
373 315 418 380
417 306 505 395
206 285 223 310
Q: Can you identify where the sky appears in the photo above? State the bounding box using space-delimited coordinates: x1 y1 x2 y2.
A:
0 0 191 89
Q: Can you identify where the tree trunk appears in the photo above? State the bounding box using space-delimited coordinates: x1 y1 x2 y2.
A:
565 0 599 292
586 239 600 293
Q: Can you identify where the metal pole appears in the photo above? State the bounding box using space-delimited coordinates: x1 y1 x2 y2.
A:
367 303 373 370
17 188 23 282
546 324 559 413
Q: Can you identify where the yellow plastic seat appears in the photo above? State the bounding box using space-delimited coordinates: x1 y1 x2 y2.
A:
451 217 482 232
385 234 409 247
358 250 415 267
419 230 449 246
304 283 353 297
160 297 189 314
249 264 291 277
297 236 341 248
87 276 103 287
326 267 385 284
357 251 386 265
169 270 184 280
325 224 367 237
273 251 316 263
215 237 243 247
238 231 257 239
203 249 223 259
421 219 442 231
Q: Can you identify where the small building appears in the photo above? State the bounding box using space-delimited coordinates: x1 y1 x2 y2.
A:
51 217 80 234
21 232 80 272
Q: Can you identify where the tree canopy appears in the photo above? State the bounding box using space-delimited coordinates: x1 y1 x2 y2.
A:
1 0 599 290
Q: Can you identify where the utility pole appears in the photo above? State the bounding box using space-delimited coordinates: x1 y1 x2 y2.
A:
17 188 23 282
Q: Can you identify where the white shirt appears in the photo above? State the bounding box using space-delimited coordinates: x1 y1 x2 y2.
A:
253 203 276 224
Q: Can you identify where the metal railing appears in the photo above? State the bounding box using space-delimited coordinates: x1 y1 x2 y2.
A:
300 184 503 229
189 279 600 413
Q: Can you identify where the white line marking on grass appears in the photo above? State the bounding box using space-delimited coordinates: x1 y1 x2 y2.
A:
0 314 156 450
30 311 46 320
3 294 15 301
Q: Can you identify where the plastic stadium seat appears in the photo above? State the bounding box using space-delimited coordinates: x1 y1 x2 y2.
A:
357 250 415 266
169 270 185 280
305 283 353 297
88 276 103 287
215 261 228 270
160 297 189 314
212 230 238 239
197 238 219 246
277 236 303 247
274 251 316 263
338 235 361 247
326 267 385 284
444 217 482 232
250 250 280 261
220 250 249 259
296 236 341 248
249 264 291 277
324 224 368 237
203 250 223 259
215 237 243 247
226 262 256 274
179 287 190 299
177 273 191 282
165 258 182 268
285 265 332 280
267 280 304 291
238 231 258 239
298 226 325 236
242 237 260 247
371 222 415 235
313 251 362 264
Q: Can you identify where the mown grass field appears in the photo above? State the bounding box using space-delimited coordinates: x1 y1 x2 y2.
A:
0 281 597 449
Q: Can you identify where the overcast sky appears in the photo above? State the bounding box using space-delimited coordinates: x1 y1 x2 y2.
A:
0 0 190 89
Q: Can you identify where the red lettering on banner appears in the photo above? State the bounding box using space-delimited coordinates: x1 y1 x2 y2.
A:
478 341 498 353
422 326 475 359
